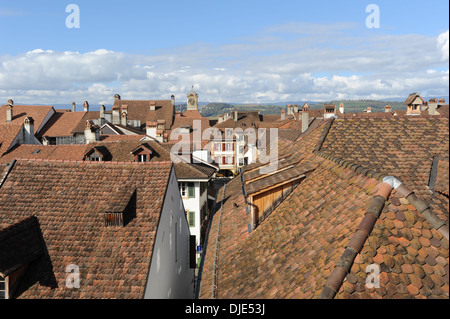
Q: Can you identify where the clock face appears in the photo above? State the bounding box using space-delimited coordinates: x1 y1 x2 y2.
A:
188 98 196 106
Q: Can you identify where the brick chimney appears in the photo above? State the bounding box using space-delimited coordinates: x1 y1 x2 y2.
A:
234 108 238 122
23 117 35 144
99 104 105 125
5 103 13 123
112 105 120 125
339 103 344 114
384 105 392 113
114 94 121 101
83 101 89 112
366 107 372 113
281 109 285 120
72 102 76 112
287 104 293 115
438 98 446 105
428 98 438 115
301 103 309 133
324 104 336 119
84 120 99 144
293 104 298 113
171 95 175 107
121 105 128 126
146 121 157 139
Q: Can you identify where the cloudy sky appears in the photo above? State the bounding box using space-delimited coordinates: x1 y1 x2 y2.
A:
0 0 448 106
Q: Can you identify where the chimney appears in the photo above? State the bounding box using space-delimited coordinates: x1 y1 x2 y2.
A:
234 108 238 122
287 104 293 115
280 109 285 120
84 120 99 144
112 105 120 125
5 104 13 123
100 104 105 124
72 102 76 112
324 104 336 119
366 107 372 113
23 117 35 144
7 99 13 106
171 95 175 107
121 105 128 126
218 114 224 124
385 105 392 113
293 104 298 113
438 98 446 105
428 98 438 115
83 101 89 112
150 101 156 111
301 103 309 133
339 103 344 114
114 94 121 101
146 121 157 139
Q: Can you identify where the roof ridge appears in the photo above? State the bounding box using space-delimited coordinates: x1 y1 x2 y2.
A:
316 150 449 240
313 118 334 152
319 180 393 299
13 158 173 166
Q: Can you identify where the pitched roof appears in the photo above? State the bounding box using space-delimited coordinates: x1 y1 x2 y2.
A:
319 117 449 224
0 123 22 156
0 144 89 164
0 159 173 298
0 104 54 134
112 100 174 130
199 113 449 299
37 110 88 137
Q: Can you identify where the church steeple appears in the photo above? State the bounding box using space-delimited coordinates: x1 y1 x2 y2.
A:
186 86 198 110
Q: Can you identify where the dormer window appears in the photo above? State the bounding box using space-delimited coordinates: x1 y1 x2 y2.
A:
130 143 154 163
83 146 111 162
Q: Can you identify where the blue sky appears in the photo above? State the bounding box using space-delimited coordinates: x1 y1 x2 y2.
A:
0 0 448 105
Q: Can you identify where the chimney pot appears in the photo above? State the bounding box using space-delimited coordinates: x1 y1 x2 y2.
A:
5 104 13 122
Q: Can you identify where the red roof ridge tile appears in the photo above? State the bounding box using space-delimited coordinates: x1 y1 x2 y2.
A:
316 150 449 241
320 180 394 299
13 158 173 166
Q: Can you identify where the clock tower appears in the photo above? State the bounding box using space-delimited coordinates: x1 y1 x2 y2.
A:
186 86 199 110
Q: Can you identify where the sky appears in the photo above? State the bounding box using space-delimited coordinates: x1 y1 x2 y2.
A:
0 0 448 106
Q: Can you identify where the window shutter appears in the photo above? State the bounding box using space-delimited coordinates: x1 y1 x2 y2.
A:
188 184 195 198
222 143 225 151
188 211 195 227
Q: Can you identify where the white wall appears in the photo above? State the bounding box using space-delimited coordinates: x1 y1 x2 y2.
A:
144 167 195 299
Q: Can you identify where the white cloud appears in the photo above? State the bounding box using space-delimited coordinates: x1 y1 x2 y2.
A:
437 30 449 61
0 23 448 105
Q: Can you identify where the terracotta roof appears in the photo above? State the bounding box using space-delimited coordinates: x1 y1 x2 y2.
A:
199 112 448 299
0 123 22 156
0 159 173 298
37 110 88 137
320 117 449 224
0 104 54 134
112 100 174 130
0 144 88 164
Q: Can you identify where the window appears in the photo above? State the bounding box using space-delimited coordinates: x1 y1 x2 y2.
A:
225 143 233 151
180 183 195 198
179 183 187 197
188 182 195 198
0 276 6 299
137 154 147 162
188 211 195 227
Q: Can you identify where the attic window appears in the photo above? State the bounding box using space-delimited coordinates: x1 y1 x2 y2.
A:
104 188 136 227
0 276 6 299
137 154 147 162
